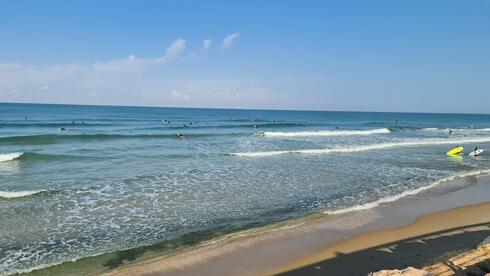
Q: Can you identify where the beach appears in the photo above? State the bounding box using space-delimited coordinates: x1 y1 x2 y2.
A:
2 104 490 275
103 174 490 276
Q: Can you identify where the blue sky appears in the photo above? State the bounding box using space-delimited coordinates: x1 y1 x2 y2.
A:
0 1 489 113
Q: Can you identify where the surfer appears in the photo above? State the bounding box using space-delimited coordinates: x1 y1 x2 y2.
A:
475 146 479 152
60 128 67 131
449 129 453 135
177 133 185 139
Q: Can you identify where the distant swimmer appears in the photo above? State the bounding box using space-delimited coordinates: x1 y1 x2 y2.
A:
449 129 453 135
253 125 258 128
60 128 67 131
72 121 75 125
177 133 185 139
395 120 398 125
161 119 169 124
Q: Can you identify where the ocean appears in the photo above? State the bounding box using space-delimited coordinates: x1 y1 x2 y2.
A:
1 103 490 274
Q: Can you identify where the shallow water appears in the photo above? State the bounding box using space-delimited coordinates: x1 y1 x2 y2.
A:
1 103 490 274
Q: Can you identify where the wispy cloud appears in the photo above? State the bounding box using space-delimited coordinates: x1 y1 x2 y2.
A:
202 39 212 51
158 39 187 62
171 89 191 100
221 33 240 50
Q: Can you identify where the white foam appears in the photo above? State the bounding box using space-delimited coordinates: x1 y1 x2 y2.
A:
422 127 490 132
231 137 490 157
261 128 390 137
0 190 45 198
325 169 490 215
0 152 24 162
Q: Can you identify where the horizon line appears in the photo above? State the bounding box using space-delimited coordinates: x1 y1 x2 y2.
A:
1 101 489 116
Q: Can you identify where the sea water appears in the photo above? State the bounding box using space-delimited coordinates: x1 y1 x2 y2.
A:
1 103 490 274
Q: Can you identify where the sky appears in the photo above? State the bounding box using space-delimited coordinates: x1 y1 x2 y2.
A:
0 0 489 113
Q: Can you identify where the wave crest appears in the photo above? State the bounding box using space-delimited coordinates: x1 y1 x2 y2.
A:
231 136 490 157
0 152 24 162
0 190 45 198
325 169 490 215
260 128 390 137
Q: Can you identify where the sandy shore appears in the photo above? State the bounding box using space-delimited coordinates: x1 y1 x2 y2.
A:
105 174 490 276
277 202 490 275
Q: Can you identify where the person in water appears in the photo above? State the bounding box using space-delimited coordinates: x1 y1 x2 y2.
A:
177 133 185 139
475 146 479 152
449 129 453 135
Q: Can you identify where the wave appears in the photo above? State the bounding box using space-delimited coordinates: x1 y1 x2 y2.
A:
0 152 24 162
260 128 390 137
0 122 113 128
230 136 490 157
163 122 308 130
0 190 46 199
422 127 490 132
325 169 490 215
0 132 244 145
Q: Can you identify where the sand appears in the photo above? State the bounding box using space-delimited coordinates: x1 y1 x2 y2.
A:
278 202 490 275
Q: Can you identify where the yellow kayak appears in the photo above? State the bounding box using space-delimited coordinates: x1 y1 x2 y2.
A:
446 146 463 156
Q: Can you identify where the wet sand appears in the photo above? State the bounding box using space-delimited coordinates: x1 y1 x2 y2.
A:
107 175 490 276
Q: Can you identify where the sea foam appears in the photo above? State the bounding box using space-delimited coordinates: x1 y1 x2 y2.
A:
324 169 490 215
231 137 490 157
260 128 390 137
422 127 490 132
0 152 24 162
0 190 45 198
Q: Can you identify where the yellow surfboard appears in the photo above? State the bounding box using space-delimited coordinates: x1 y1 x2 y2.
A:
447 146 463 156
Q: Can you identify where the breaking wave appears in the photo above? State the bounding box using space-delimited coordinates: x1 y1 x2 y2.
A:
325 169 490 215
0 190 46 199
260 128 390 137
231 136 490 157
0 152 24 162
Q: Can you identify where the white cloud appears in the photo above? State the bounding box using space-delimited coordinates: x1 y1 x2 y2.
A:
159 39 187 62
171 89 190 100
0 37 274 108
203 39 212 51
221 33 240 50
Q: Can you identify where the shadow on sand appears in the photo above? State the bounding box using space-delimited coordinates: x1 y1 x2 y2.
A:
279 222 490 276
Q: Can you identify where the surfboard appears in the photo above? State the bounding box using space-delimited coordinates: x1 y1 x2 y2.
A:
446 146 463 156
469 149 484 156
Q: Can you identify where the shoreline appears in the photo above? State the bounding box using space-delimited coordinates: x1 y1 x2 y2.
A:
102 174 490 276
277 202 490 275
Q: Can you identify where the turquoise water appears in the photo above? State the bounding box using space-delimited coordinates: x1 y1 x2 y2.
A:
1 103 490 274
